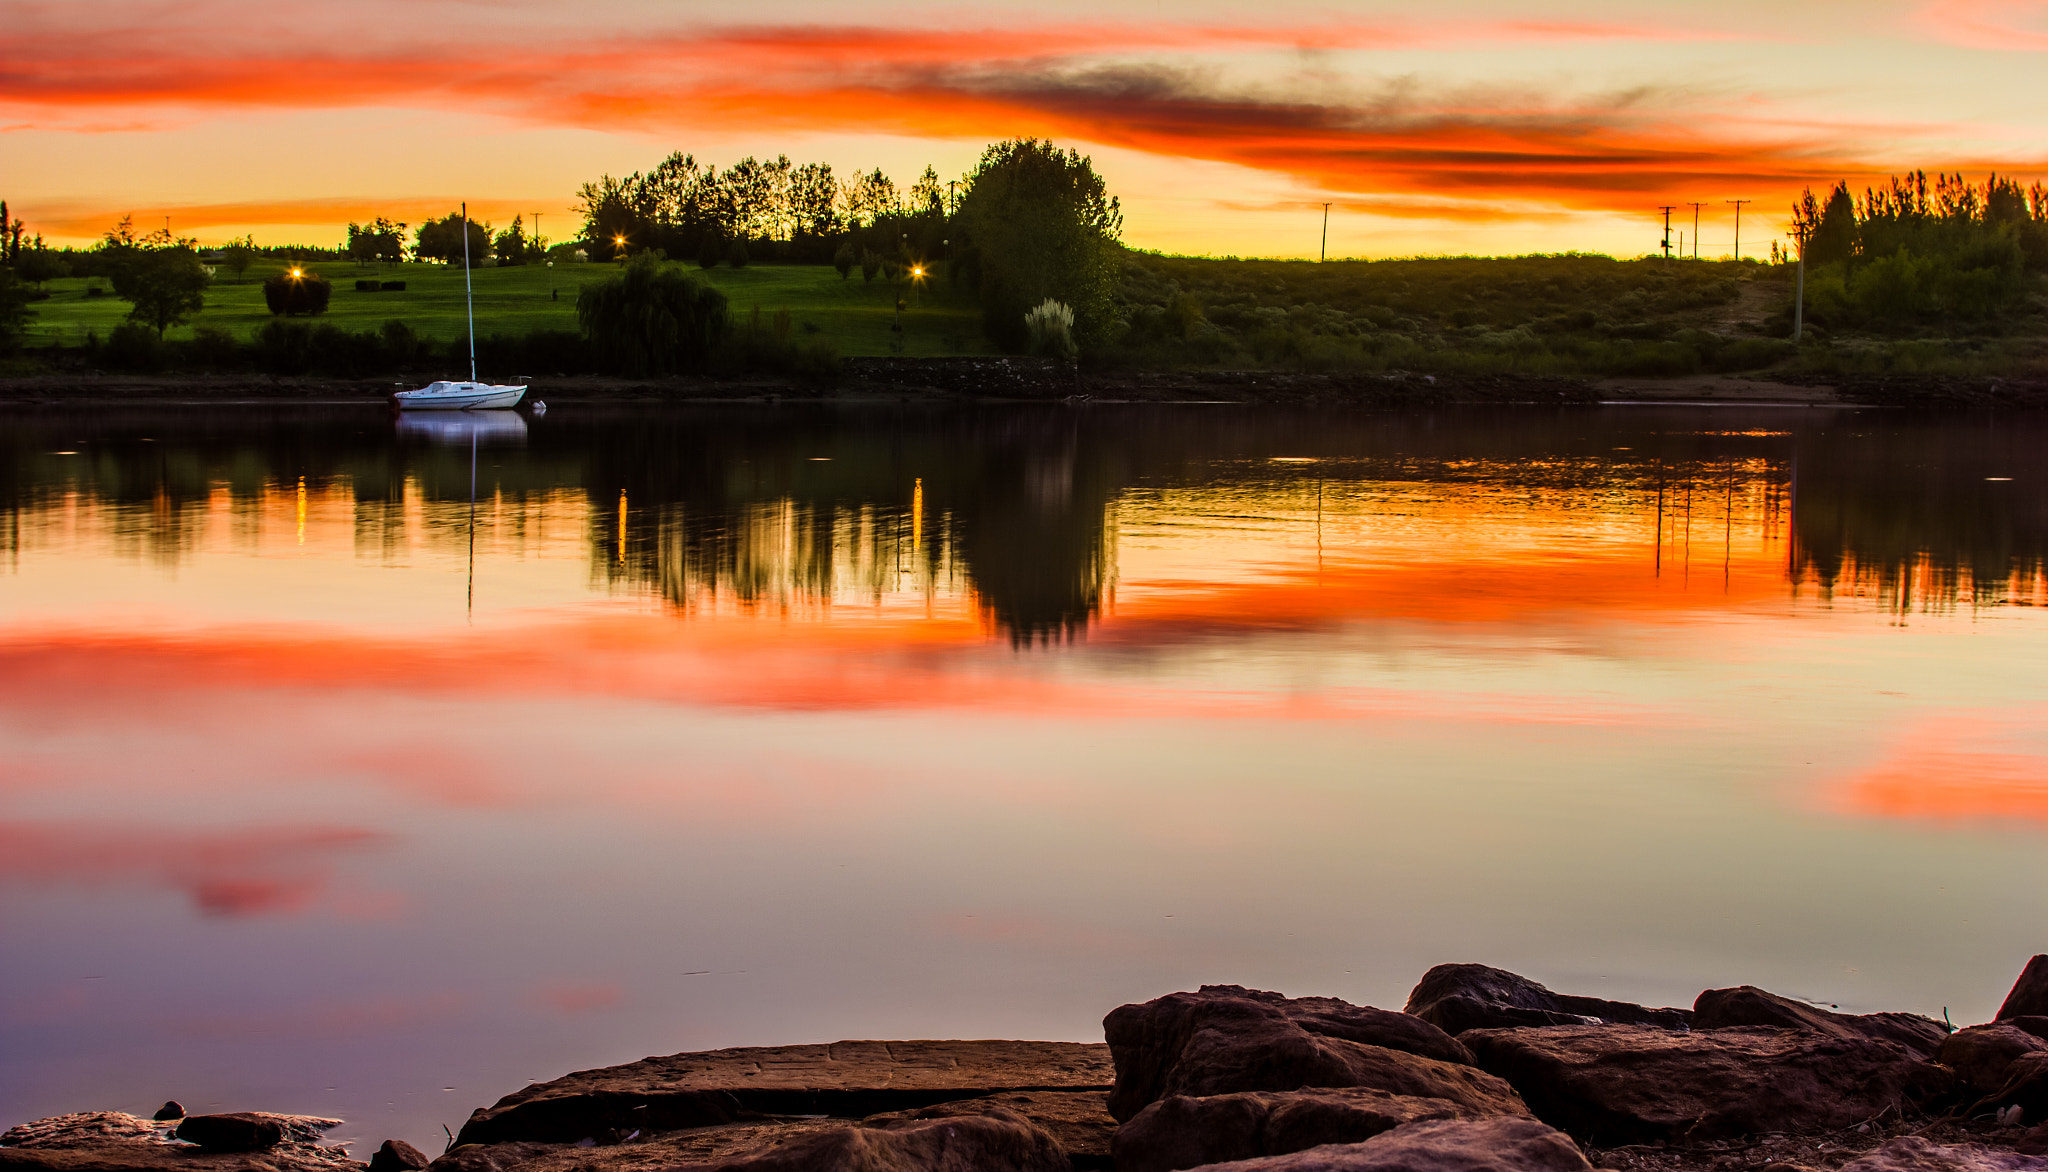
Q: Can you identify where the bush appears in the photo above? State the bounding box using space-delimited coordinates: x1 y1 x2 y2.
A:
1024 299 1078 359
253 319 314 374
104 322 166 372
577 252 729 376
860 249 881 282
698 238 721 269
355 279 381 292
188 326 243 370
726 238 750 268
380 281 406 291
832 242 857 279
262 271 332 316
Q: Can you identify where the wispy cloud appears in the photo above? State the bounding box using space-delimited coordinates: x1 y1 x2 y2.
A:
1913 0 2048 50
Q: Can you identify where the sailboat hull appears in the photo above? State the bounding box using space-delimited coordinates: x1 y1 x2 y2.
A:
392 382 528 410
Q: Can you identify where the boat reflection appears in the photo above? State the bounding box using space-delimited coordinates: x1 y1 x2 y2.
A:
395 410 529 446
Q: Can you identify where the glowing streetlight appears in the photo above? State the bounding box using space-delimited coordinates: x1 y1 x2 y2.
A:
612 233 628 260
289 267 303 279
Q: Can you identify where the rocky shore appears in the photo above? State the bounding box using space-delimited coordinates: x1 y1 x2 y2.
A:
8 957 2048 1172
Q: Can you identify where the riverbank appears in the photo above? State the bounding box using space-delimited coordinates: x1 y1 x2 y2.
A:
4 362 2047 408
6 959 2046 1172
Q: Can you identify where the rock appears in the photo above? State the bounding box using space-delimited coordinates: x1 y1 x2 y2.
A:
453 1039 1111 1145
1940 1024 2048 1093
1112 1087 1513 1172
174 1116 283 1153
2011 1018 2048 1043
1144 1118 1592 1171
1404 966 1691 1036
874 1091 1113 1167
367 1142 430 1172
1102 986 1487 1122
1694 987 1951 1057
1459 1024 1940 1144
1981 1052 2048 1118
1836 1136 2048 1171
1 1115 168 1149
665 1103 1068 1172
2000 958 2048 1022
2019 1121 2048 1157
147 1109 181 1126
1 1114 359 1172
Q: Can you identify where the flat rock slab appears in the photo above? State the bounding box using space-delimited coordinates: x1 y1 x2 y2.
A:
667 1103 1070 1172
0 1145 362 1172
455 1040 1112 1145
1169 1118 1592 1171
1838 1137 2048 1171
1460 1024 1940 1145
878 1091 1113 1166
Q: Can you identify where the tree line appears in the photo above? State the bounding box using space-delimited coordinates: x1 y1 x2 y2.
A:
1790 172 2048 324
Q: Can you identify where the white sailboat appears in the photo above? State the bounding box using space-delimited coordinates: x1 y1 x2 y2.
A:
393 201 528 412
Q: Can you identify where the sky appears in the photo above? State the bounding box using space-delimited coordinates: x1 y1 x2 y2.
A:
4 0 2047 257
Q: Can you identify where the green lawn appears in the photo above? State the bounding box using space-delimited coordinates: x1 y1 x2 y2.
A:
23 260 995 359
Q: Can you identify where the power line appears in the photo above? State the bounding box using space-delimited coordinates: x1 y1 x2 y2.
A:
1727 199 1752 261
1656 206 1676 261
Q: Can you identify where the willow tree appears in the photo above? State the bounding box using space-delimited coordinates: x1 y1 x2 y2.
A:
955 139 1122 353
576 252 729 376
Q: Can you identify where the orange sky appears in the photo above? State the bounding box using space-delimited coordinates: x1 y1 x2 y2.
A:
5 0 2046 254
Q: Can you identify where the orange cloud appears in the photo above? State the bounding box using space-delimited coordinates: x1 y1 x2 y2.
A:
1914 0 2048 50
23 198 561 240
3 10 1980 220
536 982 623 1014
0 821 393 916
1833 711 2048 824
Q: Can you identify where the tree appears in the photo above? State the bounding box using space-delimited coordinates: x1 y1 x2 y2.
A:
494 216 528 266
576 252 729 376
843 169 899 229
416 213 491 266
101 220 210 339
832 241 857 279
15 246 68 286
0 265 32 354
262 268 332 316
955 139 1123 352
908 166 945 218
222 235 257 280
0 200 25 264
788 163 840 239
347 218 408 265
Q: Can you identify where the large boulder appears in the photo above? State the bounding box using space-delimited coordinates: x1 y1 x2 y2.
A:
887 1092 1113 1167
1139 1118 1592 1171
1837 1136 2048 1171
173 1117 283 1153
367 1142 429 1172
1403 966 1690 1036
1102 987 1488 1123
453 1040 1111 1145
662 1103 1069 1172
1459 1024 1943 1144
1694 986 1950 1057
2000 957 2048 1022
1940 1024 2048 1094
1113 1087 1523 1172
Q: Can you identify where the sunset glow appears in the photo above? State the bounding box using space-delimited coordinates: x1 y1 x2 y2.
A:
6 0 2046 255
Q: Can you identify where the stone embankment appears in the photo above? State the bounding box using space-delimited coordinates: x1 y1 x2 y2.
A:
8 957 2048 1172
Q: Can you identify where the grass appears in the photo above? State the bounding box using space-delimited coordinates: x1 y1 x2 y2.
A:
21 259 997 359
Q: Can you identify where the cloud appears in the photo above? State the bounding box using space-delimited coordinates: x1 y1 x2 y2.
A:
0 821 394 917
535 982 623 1014
1832 710 2048 824
1913 0 2048 50
21 198 560 240
1 9 1961 219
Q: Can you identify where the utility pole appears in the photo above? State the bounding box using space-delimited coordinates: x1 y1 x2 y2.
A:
946 180 958 216
1728 199 1751 261
1791 227 1810 342
1320 203 1331 262
1657 206 1676 261
1687 202 1705 258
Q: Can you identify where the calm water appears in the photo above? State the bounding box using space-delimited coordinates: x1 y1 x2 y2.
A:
3 402 2046 1148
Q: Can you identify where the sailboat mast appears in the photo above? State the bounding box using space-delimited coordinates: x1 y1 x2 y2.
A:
462 200 477 383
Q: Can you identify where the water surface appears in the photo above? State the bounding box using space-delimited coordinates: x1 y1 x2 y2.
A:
3 402 2045 1148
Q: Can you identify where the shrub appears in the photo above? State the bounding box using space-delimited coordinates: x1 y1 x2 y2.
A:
1024 299 1078 359
577 252 729 376
832 241 857 279
860 249 881 282
253 319 314 374
262 271 332 316
380 281 406 291
355 279 381 292
104 322 164 372
726 238 750 269
188 326 242 370
698 238 721 269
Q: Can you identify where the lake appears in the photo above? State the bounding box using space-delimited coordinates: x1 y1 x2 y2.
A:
2 401 2044 1150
